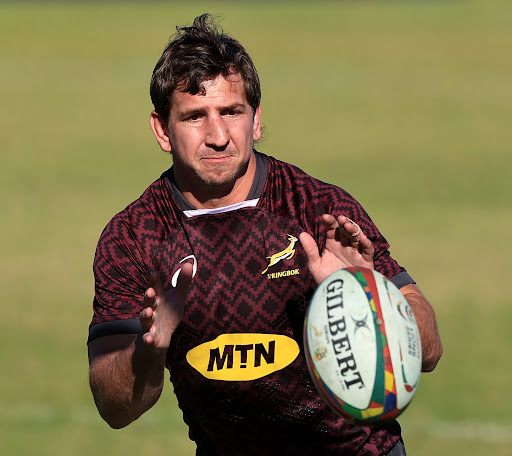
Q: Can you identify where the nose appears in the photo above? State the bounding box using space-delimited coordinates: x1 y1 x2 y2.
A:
205 115 229 149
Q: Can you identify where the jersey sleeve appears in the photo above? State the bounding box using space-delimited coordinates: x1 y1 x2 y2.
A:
88 212 149 343
332 193 415 287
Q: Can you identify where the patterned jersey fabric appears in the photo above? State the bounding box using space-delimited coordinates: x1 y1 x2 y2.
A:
90 154 408 455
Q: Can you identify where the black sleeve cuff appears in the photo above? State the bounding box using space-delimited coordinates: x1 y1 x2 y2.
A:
87 319 142 344
390 271 416 289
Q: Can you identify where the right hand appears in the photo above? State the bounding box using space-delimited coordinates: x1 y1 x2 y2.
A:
299 214 375 285
139 265 193 351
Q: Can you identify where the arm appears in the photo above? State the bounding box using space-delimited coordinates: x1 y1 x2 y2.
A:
88 266 193 428
400 283 442 372
88 333 165 429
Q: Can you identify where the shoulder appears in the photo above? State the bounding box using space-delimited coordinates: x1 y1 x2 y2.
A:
91 172 181 333
265 155 363 213
100 171 176 238
95 170 180 268
264 155 405 280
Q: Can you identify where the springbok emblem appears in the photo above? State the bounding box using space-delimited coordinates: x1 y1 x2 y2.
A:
261 234 298 274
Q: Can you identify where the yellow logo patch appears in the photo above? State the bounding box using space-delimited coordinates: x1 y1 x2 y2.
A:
186 333 300 381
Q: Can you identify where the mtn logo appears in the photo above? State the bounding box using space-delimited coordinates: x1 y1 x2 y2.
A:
186 333 300 381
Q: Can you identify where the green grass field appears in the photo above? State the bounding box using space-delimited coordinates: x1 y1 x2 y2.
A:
1 1 511 455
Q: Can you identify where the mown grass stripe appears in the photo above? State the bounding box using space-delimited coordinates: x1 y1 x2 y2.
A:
2 403 511 443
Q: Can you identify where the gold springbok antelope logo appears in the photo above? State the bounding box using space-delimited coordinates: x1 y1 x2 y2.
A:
261 234 298 274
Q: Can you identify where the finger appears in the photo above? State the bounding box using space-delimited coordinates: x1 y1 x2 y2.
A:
358 233 375 260
139 306 154 330
142 286 156 309
142 331 155 346
321 214 347 244
321 214 338 232
148 269 165 297
338 216 361 239
322 214 361 244
298 232 320 265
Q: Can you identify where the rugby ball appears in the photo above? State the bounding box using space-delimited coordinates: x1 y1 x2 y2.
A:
304 267 422 424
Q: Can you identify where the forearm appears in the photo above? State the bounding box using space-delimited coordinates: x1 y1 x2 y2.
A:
400 284 443 372
89 335 167 428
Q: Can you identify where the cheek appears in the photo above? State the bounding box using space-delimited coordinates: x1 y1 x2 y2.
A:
171 130 202 158
233 121 257 146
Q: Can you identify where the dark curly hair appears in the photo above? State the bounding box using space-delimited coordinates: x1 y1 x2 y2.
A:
150 14 261 122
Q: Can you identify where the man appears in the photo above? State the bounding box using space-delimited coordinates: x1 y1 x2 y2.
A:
88 14 442 455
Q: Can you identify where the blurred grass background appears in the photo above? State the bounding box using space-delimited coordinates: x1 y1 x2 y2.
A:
1 1 511 455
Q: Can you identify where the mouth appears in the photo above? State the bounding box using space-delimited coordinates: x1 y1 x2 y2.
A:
199 154 235 164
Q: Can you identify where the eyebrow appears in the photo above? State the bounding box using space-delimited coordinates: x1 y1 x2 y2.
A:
221 102 247 112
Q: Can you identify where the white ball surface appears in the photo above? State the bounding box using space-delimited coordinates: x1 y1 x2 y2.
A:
304 267 422 423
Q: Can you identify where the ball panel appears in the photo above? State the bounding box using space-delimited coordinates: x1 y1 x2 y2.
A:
304 268 378 411
379 278 422 410
345 267 396 420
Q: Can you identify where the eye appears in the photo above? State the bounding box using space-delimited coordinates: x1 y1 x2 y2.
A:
223 108 241 117
187 113 203 121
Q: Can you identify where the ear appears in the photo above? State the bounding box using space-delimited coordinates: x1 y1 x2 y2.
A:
150 111 173 153
252 105 262 142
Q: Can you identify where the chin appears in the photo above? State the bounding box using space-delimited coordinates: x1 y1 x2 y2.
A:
199 165 243 187
200 173 238 188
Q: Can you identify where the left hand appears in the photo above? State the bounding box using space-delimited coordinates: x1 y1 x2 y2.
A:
299 214 374 285
139 266 193 352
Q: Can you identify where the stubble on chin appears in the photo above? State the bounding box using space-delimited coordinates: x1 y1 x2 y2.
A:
198 163 241 187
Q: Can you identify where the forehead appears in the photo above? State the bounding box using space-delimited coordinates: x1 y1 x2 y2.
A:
171 74 248 111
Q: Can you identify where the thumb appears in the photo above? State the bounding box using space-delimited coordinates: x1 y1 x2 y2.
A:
174 261 193 301
299 232 320 265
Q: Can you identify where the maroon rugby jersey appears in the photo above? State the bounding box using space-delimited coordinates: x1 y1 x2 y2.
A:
90 154 410 455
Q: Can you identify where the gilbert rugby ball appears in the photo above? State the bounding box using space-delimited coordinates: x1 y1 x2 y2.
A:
304 267 422 424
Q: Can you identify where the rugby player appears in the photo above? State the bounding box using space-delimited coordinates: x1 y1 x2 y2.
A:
88 14 442 455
